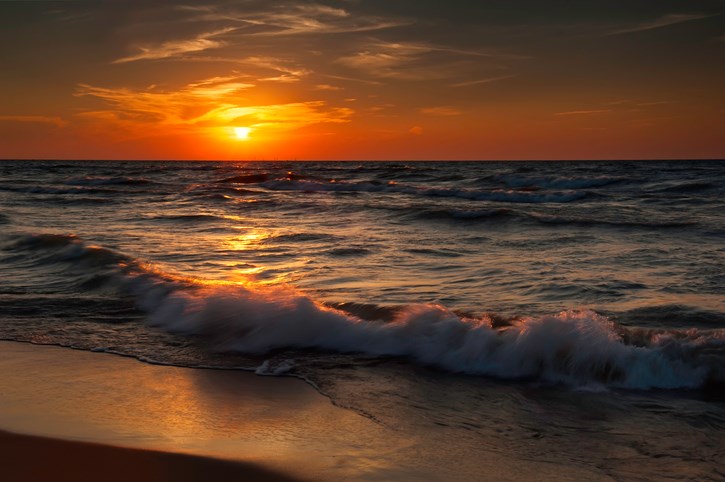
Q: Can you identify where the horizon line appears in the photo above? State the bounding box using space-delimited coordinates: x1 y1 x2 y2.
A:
1 158 723 162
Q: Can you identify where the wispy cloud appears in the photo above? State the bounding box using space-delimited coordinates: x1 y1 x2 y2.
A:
420 107 462 116
322 74 382 86
151 54 311 83
636 101 673 107
196 101 353 129
316 84 343 91
606 13 715 36
238 56 310 82
363 40 506 58
338 41 495 80
0 115 68 127
113 27 235 63
450 74 514 88
188 4 407 37
555 110 611 116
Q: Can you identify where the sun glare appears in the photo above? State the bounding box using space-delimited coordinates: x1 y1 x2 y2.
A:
234 127 252 140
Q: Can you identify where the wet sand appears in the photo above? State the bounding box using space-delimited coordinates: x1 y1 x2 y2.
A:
0 341 385 481
0 341 612 481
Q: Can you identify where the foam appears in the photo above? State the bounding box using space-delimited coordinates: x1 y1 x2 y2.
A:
127 273 720 389
7 233 723 390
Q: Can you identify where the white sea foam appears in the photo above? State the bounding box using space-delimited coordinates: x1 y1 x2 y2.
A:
7 232 723 390
123 270 717 390
255 359 296 376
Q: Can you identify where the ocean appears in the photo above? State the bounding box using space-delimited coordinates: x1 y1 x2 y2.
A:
1 160 723 479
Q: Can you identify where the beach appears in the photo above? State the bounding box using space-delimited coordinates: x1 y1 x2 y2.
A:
0 341 381 481
2 0 724 478
0 341 624 481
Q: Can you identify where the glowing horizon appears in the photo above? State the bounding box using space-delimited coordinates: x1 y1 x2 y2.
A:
0 1 723 161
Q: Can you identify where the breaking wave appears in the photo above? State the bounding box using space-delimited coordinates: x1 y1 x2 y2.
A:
4 232 723 391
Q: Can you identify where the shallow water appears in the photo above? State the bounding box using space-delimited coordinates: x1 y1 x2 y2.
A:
1 160 724 479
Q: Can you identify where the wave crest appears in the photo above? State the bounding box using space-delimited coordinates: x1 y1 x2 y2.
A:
5 232 723 390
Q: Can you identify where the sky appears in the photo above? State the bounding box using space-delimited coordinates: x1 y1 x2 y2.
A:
0 0 724 160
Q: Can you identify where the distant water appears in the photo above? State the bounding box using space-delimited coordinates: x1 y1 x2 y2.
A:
1 160 724 479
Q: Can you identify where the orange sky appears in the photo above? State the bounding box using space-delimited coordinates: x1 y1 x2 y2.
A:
1 1 724 160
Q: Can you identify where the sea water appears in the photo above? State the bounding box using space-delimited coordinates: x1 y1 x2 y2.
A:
0 160 723 479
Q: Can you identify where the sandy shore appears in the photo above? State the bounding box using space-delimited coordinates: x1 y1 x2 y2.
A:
0 341 388 481
1 429 303 482
0 341 614 481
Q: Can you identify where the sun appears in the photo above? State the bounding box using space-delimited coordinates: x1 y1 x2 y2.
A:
234 127 252 140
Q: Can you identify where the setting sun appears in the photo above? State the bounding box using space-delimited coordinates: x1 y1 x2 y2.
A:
234 127 251 140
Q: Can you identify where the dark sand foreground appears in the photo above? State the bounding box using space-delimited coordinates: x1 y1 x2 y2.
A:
1 429 303 482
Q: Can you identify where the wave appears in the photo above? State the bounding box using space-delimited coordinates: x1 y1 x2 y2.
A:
404 248 463 258
265 232 341 243
257 179 587 204
205 172 590 204
142 214 227 224
190 193 235 202
615 305 725 329
0 184 122 195
65 176 155 186
529 213 697 229
655 181 719 193
416 207 696 229
499 175 622 190
217 173 270 184
4 232 724 390
326 247 371 256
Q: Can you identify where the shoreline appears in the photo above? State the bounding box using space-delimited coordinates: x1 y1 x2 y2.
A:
0 340 384 481
0 340 618 481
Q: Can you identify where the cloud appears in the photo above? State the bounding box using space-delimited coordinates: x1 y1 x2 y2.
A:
238 56 310 82
337 41 490 80
185 76 256 96
554 110 611 116
74 77 352 137
322 74 382 86
315 84 343 91
196 101 353 129
0 115 68 127
450 75 514 88
113 27 235 63
606 13 715 36
636 101 673 107
409 126 424 135
159 54 310 82
188 3 407 37
420 107 462 116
